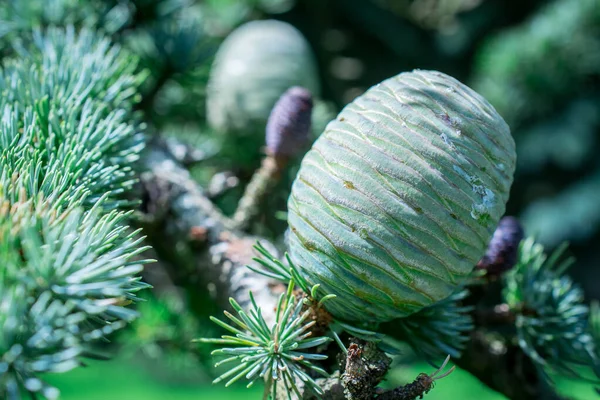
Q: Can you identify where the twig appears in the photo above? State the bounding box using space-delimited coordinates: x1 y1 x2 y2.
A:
376 357 455 400
342 338 392 400
231 154 288 231
139 141 284 323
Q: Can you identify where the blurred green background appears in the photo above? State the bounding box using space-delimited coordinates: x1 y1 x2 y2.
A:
3 0 598 398
45 355 597 399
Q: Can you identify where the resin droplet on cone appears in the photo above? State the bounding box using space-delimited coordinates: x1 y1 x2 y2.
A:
288 70 516 322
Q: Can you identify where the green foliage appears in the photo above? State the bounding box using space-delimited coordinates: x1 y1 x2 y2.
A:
124 4 213 78
473 0 600 128
472 0 600 253
1 29 146 208
248 241 312 294
0 0 126 41
0 0 195 39
504 238 600 382
391 290 473 362
0 27 150 399
197 282 331 398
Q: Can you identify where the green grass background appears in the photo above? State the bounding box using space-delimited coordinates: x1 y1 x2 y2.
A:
44 356 597 399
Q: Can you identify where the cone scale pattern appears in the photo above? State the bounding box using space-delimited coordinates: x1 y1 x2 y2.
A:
288 70 516 322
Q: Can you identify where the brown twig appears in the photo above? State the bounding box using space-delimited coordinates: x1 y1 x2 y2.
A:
231 154 289 231
376 356 455 400
138 141 284 323
342 339 392 400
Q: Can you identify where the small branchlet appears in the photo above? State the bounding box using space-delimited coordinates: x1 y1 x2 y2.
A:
504 237 600 383
196 280 332 399
338 337 455 400
386 290 473 362
249 243 386 346
377 356 455 400
248 241 313 294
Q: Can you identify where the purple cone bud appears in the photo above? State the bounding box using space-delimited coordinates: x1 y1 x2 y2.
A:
266 86 313 157
477 216 524 276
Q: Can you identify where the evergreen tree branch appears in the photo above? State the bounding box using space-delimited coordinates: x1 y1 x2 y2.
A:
140 142 462 400
0 26 150 399
139 141 284 322
139 118 600 400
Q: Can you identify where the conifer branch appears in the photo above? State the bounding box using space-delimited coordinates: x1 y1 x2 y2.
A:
139 142 284 321
0 26 150 399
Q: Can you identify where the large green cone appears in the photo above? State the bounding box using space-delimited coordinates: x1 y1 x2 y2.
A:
288 70 516 322
206 20 320 134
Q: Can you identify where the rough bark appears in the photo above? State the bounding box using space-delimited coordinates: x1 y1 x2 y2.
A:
138 140 284 323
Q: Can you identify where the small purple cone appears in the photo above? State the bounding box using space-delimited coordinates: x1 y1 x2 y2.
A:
477 216 524 276
266 86 313 157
